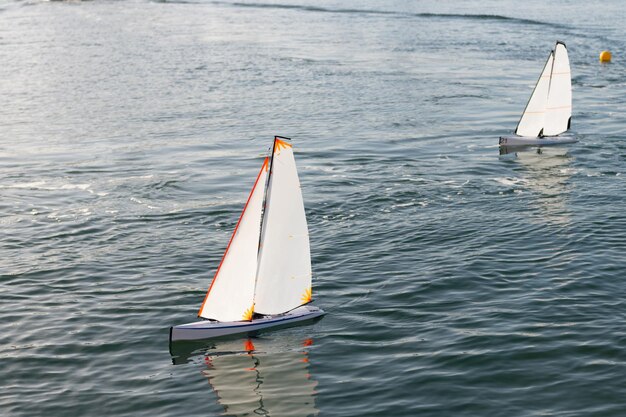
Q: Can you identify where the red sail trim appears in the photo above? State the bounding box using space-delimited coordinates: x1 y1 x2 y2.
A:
197 157 269 318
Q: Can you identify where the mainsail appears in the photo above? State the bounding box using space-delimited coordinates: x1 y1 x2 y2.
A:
199 137 312 321
515 41 571 138
254 138 313 315
543 42 572 136
198 158 269 322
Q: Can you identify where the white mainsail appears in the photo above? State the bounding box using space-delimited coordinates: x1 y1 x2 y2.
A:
515 41 571 138
543 42 572 136
198 158 269 322
254 138 313 315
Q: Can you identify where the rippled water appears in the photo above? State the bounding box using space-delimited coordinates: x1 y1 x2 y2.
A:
2 0 626 416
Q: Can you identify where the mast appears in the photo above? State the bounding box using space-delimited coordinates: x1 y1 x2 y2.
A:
256 136 284 257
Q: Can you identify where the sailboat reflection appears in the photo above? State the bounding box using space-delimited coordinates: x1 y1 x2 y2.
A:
172 337 319 417
499 145 574 224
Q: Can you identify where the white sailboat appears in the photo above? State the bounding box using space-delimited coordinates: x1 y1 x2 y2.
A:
499 41 578 146
170 136 324 341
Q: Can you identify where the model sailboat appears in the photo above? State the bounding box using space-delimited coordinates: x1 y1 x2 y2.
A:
499 41 577 146
170 136 324 341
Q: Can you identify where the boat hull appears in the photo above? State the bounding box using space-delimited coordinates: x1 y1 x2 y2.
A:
170 305 325 341
499 135 578 146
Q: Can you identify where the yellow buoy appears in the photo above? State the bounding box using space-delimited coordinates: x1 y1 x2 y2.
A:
599 50 612 63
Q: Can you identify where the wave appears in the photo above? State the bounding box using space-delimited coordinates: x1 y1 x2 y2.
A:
198 1 556 27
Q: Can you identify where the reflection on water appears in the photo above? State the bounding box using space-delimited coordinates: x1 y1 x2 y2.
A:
500 145 574 225
171 337 319 417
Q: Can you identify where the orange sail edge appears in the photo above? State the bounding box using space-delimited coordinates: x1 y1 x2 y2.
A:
196 156 270 319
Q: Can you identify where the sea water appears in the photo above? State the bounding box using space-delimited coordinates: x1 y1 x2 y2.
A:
1 1 625 416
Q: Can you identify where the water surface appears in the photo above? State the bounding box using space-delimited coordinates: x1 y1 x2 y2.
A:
1 0 626 416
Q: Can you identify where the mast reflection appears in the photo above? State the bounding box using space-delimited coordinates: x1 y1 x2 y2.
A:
172 337 319 417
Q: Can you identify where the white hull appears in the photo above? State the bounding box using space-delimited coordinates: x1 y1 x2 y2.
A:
170 305 325 341
499 135 577 146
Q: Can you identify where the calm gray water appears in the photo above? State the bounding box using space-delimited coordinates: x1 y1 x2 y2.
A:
2 0 626 416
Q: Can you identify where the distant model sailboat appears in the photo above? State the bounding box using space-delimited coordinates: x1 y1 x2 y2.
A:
499 41 577 146
170 136 324 341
